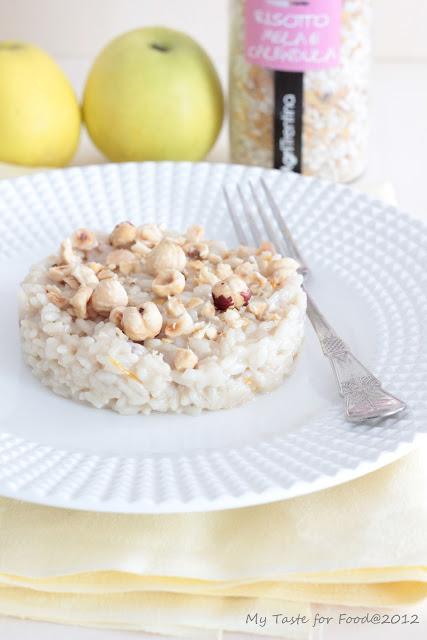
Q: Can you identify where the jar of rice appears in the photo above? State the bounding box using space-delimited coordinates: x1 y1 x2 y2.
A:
229 0 372 182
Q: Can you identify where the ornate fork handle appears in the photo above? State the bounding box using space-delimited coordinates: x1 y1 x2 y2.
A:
306 293 406 422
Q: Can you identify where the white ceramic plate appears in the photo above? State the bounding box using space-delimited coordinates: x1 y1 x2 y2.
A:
0 162 426 513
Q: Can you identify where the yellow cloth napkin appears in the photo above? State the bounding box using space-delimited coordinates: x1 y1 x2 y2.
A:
0 446 426 636
0 163 425 637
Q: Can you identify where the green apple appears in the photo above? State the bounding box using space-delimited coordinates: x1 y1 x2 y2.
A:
83 27 224 162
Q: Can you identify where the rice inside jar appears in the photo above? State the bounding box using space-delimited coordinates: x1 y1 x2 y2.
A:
229 0 372 182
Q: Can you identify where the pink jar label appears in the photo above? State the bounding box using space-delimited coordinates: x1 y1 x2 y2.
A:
245 0 342 72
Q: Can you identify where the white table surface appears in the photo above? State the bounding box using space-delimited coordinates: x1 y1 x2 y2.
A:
1 58 426 639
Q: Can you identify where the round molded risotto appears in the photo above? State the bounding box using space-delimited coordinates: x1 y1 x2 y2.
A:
19 222 306 414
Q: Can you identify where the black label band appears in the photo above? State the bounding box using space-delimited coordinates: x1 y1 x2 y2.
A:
273 71 304 173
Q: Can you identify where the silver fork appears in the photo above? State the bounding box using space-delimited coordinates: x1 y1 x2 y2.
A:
224 181 407 423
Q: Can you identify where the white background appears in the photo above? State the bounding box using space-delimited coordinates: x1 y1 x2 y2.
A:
0 1 427 639
1 0 427 61
1 0 427 219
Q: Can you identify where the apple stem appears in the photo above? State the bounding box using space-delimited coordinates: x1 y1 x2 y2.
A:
0 42 24 50
150 43 170 53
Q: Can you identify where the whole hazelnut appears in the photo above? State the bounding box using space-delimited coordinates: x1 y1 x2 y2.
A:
146 239 186 275
91 279 128 315
212 276 252 312
122 303 162 341
110 222 136 248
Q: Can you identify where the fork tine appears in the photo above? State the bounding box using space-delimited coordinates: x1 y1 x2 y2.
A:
260 178 308 273
236 184 262 247
223 186 248 245
248 181 287 255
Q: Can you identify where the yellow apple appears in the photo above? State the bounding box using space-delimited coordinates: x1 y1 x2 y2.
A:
0 42 81 167
83 27 224 162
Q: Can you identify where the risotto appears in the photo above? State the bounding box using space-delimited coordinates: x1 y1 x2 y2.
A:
19 222 306 414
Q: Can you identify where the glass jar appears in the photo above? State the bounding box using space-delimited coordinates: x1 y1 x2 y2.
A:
229 0 372 182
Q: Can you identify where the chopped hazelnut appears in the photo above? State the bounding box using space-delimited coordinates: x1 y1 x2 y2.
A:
63 275 80 290
226 256 244 269
119 261 138 276
87 261 104 273
200 301 216 319
186 297 204 310
187 259 204 271
191 322 208 339
235 261 257 279
264 311 281 322
152 269 186 297
237 246 254 259
166 235 186 245
59 238 76 265
165 297 186 318
46 287 69 309
85 303 99 321
223 308 244 328
208 254 222 265
131 241 152 257
70 285 93 319
247 298 268 319
257 241 276 254
165 311 194 338
136 223 163 245
71 264 99 287
106 249 137 266
48 265 71 283
266 257 299 276
216 263 233 280
198 265 219 286
174 347 198 371
97 268 117 281
205 324 218 340
184 242 209 260
248 271 269 294
270 268 291 288
109 306 126 327
186 224 204 242
72 228 98 251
